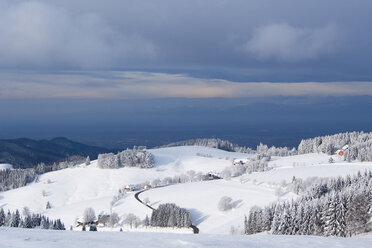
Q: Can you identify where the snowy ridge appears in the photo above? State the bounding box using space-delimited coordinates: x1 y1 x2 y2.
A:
0 164 13 170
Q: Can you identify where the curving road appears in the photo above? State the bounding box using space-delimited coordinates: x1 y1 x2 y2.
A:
134 189 199 234
134 190 155 210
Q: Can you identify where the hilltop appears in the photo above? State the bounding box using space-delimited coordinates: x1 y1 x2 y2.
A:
0 137 110 168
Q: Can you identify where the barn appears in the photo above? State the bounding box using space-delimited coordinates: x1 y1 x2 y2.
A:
336 145 349 156
124 184 136 192
144 184 152 190
76 218 99 227
233 158 248 165
207 172 221 180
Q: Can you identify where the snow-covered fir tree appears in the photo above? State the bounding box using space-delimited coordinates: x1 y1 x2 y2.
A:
0 208 65 230
151 203 191 228
244 170 372 237
298 131 372 161
97 147 155 169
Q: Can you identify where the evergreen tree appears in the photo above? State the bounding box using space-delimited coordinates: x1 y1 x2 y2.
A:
40 216 49 229
323 194 338 236
245 170 372 237
336 194 348 237
10 210 20 227
24 215 33 228
143 215 150 227
89 225 97 231
85 156 91 165
0 208 5 226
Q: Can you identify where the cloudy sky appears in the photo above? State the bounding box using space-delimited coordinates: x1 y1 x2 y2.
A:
0 0 371 147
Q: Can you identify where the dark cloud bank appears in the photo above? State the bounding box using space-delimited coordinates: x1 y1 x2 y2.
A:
0 0 372 81
0 0 371 147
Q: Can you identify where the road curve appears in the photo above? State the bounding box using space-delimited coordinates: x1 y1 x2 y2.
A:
134 189 199 234
134 190 155 210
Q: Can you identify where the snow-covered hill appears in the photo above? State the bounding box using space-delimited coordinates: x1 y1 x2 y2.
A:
0 146 371 235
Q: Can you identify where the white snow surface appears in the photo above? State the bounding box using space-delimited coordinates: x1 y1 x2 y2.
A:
0 227 371 248
0 146 372 235
0 163 13 170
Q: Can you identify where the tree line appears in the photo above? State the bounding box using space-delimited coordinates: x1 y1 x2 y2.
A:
0 208 65 230
151 203 191 228
298 131 372 161
158 138 296 156
97 147 155 169
244 170 372 237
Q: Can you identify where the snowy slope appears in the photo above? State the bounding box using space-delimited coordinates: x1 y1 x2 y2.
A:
0 146 371 235
1 227 371 248
0 163 13 170
138 179 296 234
0 146 250 227
136 152 372 234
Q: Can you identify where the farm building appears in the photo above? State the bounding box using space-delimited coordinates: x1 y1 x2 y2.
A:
233 158 249 165
207 172 221 180
144 184 152 190
336 145 349 156
124 184 136 192
76 218 99 227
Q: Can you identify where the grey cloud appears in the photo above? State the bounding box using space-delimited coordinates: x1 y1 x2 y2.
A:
244 23 338 61
0 1 156 69
0 1 371 81
1 71 372 99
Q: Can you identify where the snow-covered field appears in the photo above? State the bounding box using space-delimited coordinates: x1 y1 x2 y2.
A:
1 227 371 248
1 146 372 235
138 179 295 234
0 146 250 228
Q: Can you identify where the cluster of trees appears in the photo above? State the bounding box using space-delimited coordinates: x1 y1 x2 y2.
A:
97 147 155 169
221 156 271 179
124 213 141 229
298 131 372 161
97 213 120 227
0 208 65 230
151 203 191 228
0 169 38 192
256 143 297 157
159 138 255 154
244 171 372 237
245 155 271 174
160 138 297 157
287 176 345 196
80 207 150 230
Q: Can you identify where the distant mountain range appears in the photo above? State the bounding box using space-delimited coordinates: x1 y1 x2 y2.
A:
0 137 111 168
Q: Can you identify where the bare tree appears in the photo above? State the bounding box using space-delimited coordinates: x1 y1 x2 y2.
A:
82 208 96 224
85 156 91 165
218 196 233 212
109 212 120 227
143 197 150 205
124 213 139 229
